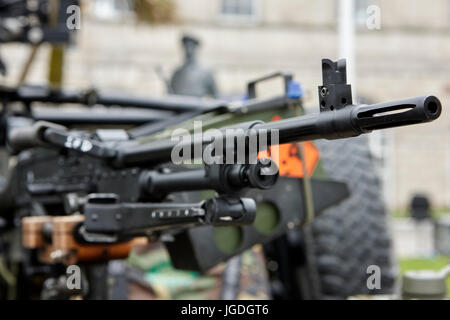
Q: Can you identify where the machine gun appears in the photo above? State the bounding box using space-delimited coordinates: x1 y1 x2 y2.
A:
1 59 442 277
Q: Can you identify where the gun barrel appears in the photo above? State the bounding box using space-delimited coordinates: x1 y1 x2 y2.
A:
0 86 226 113
351 95 441 132
258 95 441 143
118 95 441 167
140 160 278 198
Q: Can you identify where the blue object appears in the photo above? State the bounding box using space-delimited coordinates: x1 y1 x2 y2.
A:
287 80 303 99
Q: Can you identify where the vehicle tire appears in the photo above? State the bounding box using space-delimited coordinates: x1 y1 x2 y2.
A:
301 135 397 299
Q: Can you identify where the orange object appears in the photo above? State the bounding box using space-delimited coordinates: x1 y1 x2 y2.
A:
258 115 320 178
22 215 147 265
52 216 147 264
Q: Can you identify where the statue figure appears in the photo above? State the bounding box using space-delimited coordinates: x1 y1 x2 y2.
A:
170 34 218 98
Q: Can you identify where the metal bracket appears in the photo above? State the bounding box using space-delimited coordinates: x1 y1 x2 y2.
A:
83 194 256 235
318 59 353 112
247 72 293 99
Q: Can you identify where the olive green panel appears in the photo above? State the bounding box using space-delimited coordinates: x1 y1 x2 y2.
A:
137 102 302 144
213 226 243 254
253 202 280 235
212 202 281 254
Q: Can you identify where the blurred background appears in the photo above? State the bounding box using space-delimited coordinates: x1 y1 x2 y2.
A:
1 0 450 277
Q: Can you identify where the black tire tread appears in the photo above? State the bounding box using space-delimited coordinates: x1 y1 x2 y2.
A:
303 135 396 299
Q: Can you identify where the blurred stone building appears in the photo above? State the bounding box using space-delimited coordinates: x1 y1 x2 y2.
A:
1 0 450 210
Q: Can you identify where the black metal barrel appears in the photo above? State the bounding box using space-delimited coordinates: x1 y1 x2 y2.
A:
116 95 441 167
